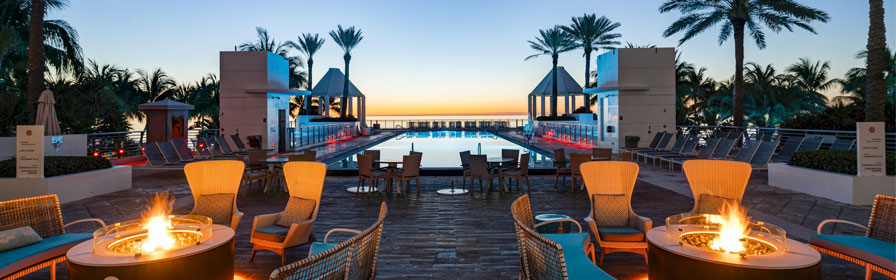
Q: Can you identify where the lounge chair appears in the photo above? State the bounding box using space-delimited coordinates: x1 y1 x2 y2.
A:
230 134 248 152
0 195 105 280
749 139 780 170
642 135 699 165
511 194 614 280
156 140 185 164
682 160 751 215
184 160 245 231
658 137 721 170
469 155 498 194
171 138 196 161
581 161 651 265
390 155 422 194
708 137 737 160
797 136 824 152
811 194 895 280
269 202 387 280
829 138 856 151
733 139 761 163
193 139 213 157
635 133 685 163
568 153 592 191
216 135 246 155
501 153 531 193
623 132 666 153
770 135 804 162
140 141 185 167
200 137 225 157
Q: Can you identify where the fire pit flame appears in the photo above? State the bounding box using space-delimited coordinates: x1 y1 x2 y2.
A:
709 201 749 253
139 193 176 254
666 203 787 257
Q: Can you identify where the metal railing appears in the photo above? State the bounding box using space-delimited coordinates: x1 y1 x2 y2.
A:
678 125 896 153
292 123 358 148
535 122 601 145
86 128 218 159
366 118 528 130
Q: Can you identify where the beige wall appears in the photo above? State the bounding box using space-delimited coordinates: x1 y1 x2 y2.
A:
219 51 290 150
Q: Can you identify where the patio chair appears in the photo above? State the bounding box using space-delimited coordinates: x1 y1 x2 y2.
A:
230 134 248 152
409 151 423 157
390 155 422 195
269 202 387 280
733 139 761 163
658 137 721 170
184 160 245 231
156 140 185 164
242 149 269 193
708 137 737 160
468 155 498 194
623 131 665 153
460 150 472 188
0 195 105 280
251 161 327 266
811 194 895 280
171 138 195 161
749 139 780 170
580 161 651 265
364 149 381 169
619 151 633 161
357 154 387 193
682 160 751 215
797 136 824 152
643 135 699 166
501 153 531 193
193 139 213 157
568 153 592 192
200 137 226 157
511 195 613 280
140 141 184 167
553 149 571 189
770 135 804 162
829 138 856 151
636 133 687 163
592 148 612 161
216 135 246 155
502 149 520 169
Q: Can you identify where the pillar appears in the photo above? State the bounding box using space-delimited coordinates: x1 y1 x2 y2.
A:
527 96 532 119
324 97 330 117
540 95 546 116
564 95 570 115
572 95 576 112
347 96 353 117
361 96 367 126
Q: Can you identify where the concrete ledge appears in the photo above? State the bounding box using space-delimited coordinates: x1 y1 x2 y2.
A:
0 165 132 203
768 163 895 205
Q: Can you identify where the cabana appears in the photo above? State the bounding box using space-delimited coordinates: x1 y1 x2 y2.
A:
527 66 584 118
311 68 367 126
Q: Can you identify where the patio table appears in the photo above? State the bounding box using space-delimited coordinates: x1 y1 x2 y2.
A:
487 157 515 191
262 157 289 193
372 158 404 193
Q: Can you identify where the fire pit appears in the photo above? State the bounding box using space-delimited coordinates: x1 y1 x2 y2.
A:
647 203 821 280
65 194 234 280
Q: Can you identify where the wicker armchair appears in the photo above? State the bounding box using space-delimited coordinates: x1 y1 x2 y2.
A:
184 160 245 231
269 202 388 280
251 161 327 265
811 194 895 280
681 160 751 215
0 195 105 280
580 161 651 265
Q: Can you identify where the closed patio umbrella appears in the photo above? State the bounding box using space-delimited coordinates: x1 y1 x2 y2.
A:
35 88 61 135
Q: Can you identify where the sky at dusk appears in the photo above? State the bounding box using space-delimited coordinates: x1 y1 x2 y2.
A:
53 0 896 116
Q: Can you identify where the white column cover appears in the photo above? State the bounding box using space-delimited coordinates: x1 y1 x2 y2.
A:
540 95 546 116
564 95 569 114
572 95 576 112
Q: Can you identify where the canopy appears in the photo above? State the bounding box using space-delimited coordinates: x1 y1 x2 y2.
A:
35 89 60 135
311 68 364 97
529 66 583 96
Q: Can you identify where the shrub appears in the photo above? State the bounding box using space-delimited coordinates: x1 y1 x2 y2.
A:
536 115 576 121
788 150 895 176
311 115 358 122
0 156 112 177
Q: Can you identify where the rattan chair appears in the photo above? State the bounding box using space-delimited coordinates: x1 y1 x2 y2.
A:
269 202 388 280
501 153 531 193
468 155 499 194
185 160 245 230
390 155 422 195
553 149 571 189
0 195 105 280
580 161 651 265
568 153 592 191
357 154 387 193
682 160 752 215
242 149 270 193
460 150 472 188
251 161 327 265
502 149 520 169
811 194 895 280
591 148 612 161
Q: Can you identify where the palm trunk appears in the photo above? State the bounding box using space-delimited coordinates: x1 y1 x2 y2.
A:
583 49 592 111
26 0 45 124
305 58 313 113
551 54 559 117
865 0 886 121
342 53 350 118
732 21 746 127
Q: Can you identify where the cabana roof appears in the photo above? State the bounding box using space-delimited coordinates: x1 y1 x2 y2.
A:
529 66 583 96
312 68 364 97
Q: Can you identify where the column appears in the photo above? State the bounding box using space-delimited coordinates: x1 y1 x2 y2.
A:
540 95 546 116
347 96 353 117
527 96 532 119
564 95 570 115
361 96 367 126
324 97 330 117
572 95 576 112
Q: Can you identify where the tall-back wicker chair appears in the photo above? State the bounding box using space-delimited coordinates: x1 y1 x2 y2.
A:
682 160 752 215
269 202 388 280
811 195 895 280
251 161 327 265
185 160 245 230
0 195 105 280
580 161 651 265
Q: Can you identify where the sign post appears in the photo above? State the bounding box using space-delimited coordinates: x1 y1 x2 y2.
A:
16 125 44 178
856 122 885 177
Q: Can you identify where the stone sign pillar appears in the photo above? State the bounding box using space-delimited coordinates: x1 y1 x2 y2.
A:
856 122 886 176
138 100 194 143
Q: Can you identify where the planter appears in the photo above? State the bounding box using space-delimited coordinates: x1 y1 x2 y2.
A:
768 163 895 205
0 165 132 203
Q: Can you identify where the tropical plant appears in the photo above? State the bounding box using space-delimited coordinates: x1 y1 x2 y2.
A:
835 48 896 106
174 74 219 128
526 26 577 117
624 42 656 48
562 14 621 110
660 0 829 127
329 25 363 118
865 0 887 121
286 33 325 115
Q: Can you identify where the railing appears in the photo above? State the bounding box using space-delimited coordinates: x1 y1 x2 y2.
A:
678 125 896 153
292 123 358 148
366 118 528 130
86 128 218 159
535 122 601 146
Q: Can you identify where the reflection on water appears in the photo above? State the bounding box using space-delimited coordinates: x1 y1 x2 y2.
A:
329 131 555 169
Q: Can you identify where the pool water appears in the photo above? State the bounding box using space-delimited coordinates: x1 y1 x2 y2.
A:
328 131 555 169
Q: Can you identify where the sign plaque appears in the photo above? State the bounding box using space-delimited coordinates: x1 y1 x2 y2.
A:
856 122 885 177
16 125 44 178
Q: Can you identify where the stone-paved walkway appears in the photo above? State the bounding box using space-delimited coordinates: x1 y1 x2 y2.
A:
24 172 884 280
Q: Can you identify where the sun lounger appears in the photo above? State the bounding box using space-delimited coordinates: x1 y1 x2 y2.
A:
797 136 824 152
770 135 804 162
156 141 184 164
140 141 185 167
171 138 196 161
659 137 722 170
636 133 682 162
624 132 667 153
709 137 737 160
828 138 856 151
749 139 780 170
733 139 760 163
216 135 246 155
230 134 248 152
193 139 213 157
643 135 699 166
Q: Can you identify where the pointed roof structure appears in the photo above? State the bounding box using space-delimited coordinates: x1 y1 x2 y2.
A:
137 99 195 110
529 66 583 96
311 68 364 97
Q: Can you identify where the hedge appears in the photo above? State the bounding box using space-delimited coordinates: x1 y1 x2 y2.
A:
788 150 895 176
0 156 112 177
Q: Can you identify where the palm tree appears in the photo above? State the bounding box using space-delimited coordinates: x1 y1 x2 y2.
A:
329 25 363 118
562 14 621 109
26 0 45 123
836 48 896 106
865 0 887 121
286 33 325 114
659 0 829 127
624 42 656 48
526 26 577 117
785 57 836 98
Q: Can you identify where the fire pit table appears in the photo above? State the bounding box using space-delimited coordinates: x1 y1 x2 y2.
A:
66 215 234 280
646 213 821 280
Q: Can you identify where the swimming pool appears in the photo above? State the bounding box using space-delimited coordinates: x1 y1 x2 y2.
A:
328 131 555 169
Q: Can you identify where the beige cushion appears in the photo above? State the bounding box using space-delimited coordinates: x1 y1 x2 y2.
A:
591 194 630 227
276 197 316 227
193 193 235 225
695 193 739 215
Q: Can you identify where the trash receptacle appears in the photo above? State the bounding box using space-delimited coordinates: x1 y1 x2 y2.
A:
624 135 640 148
247 135 262 149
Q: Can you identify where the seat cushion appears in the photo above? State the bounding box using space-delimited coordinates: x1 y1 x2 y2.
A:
542 233 614 280
592 194 630 227
309 242 338 257
276 197 316 227
0 233 92 277
810 234 895 271
253 225 290 242
193 193 235 225
0 226 43 252
597 226 645 242
695 193 738 215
